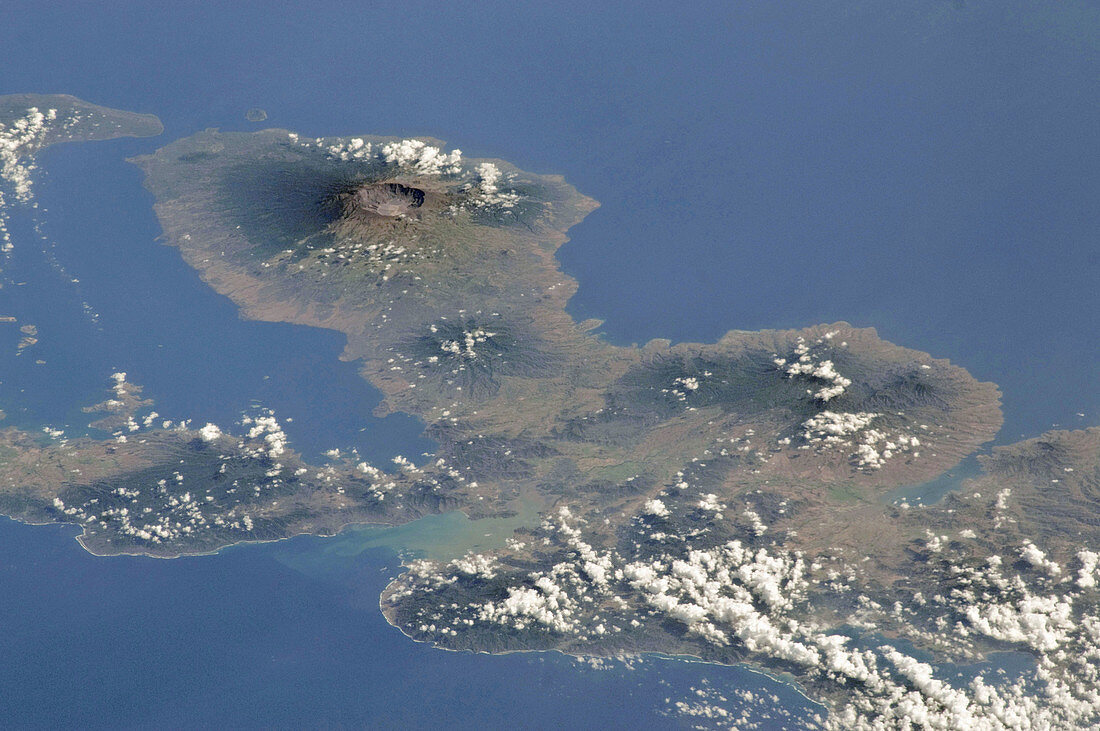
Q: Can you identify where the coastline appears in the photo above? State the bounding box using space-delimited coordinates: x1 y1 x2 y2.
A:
375 582 828 717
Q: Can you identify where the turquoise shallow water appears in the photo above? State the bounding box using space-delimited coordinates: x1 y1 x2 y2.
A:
274 498 547 572
0 1 1096 727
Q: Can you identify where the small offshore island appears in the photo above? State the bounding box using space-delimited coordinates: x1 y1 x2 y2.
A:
2 95 1100 728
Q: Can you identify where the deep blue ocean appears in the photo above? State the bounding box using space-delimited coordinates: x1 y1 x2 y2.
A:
0 2 1096 727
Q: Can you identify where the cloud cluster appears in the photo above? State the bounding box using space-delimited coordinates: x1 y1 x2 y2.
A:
386 476 1100 728
381 139 463 175
0 106 57 203
664 680 825 730
643 498 670 518
438 326 497 360
662 372 711 402
0 106 69 254
36 376 334 546
242 413 288 459
470 162 521 208
802 410 879 442
325 137 373 161
198 423 222 442
775 334 851 402
799 410 920 471
323 136 464 176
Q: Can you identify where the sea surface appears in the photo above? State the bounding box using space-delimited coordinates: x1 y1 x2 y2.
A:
0 1 1096 727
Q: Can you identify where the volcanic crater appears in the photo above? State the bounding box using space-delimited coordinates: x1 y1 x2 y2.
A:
347 182 427 220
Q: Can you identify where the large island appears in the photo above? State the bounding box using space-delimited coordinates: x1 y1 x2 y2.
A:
1 95 1098 728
